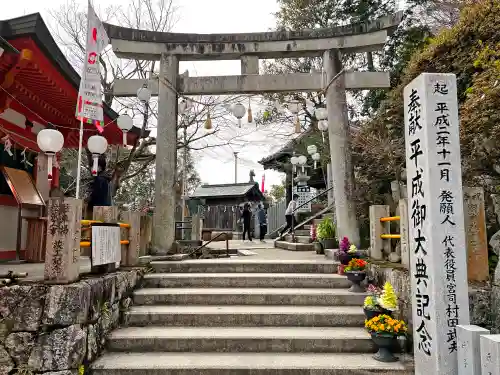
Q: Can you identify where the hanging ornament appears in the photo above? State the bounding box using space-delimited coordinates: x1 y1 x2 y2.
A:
204 111 213 130
247 97 253 124
1 135 13 156
318 120 329 143
21 148 33 168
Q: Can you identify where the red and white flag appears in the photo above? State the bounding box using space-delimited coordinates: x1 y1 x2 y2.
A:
75 1 109 133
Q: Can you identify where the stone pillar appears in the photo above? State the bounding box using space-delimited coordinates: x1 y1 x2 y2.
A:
456 325 490 375
153 53 179 254
241 56 259 75
463 187 489 282
36 153 50 202
191 214 201 241
44 198 82 283
369 205 389 260
480 335 500 375
139 214 153 256
326 163 335 208
404 73 469 374
120 211 141 266
93 206 119 222
399 198 410 268
323 49 359 245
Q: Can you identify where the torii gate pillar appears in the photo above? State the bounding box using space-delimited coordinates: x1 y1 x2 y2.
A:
153 53 179 254
324 49 360 245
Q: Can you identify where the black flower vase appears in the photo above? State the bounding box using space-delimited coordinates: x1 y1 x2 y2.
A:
371 333 398 362
345 271 366 293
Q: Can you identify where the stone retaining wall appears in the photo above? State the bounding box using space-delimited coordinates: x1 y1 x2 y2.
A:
0 269 144 375
367 262 492 331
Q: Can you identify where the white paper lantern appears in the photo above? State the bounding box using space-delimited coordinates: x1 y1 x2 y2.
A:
312 152 321 169
232 102 246 128
87 135 108 175
37 129 64 180
315 107 328 121
307 145 318 155
117 114 133 147
136 85 152 102
318 120 329 143
288 101 301 114
290 156 299 165
297 154 307 173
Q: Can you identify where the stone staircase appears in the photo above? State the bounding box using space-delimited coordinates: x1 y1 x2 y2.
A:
275 212 334 251
91 259 411 374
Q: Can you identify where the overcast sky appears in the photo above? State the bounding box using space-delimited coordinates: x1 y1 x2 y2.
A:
5 0 289 189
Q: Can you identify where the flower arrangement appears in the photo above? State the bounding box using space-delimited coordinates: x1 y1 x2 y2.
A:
310 223 317 242
344 258 367 272
378 282 398 311
364 295 378 309
365 314 407 336
339 237 350 252
348 244 358 254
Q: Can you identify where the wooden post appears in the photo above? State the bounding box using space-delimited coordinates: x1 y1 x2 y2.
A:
44 198 82 283
120 210 141 266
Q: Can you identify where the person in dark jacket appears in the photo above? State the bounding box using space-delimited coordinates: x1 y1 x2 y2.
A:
89 157 112 209
241 203 253 242
257 204 267 242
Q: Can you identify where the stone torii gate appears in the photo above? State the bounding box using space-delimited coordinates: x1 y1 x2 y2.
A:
105 13 403 254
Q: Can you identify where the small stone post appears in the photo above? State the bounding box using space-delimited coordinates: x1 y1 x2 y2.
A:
369 205 390 260
456 325 490 375
120 210 141 266
139 213 153 256
44 198 82 283
480 335 500 375
399 198 410 268
463 187 489 282
404 73 470 375
191 214 201 241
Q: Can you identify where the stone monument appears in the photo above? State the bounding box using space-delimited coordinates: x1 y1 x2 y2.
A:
404 73 470 375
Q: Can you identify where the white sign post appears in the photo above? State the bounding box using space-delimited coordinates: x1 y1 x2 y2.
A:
404 73 470 375
91 223 121 266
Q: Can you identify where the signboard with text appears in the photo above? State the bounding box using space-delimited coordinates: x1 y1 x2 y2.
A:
404 73 470 375
91 223 121 266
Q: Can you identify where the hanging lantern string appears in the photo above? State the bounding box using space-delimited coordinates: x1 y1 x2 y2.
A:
0 86 117 132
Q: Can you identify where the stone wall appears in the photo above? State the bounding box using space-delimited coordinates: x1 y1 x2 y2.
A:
367 262 492 331
0 269 144 375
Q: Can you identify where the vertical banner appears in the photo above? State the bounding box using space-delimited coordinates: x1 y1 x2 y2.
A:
404 73 470 375
261 174 265 193
75 1 109 132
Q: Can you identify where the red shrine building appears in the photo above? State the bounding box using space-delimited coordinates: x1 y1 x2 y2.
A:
0 13 143 261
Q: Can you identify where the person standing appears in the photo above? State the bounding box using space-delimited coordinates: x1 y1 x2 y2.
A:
241 203 253 242
89 157 112 211
257 204 267 242
280 194 299 237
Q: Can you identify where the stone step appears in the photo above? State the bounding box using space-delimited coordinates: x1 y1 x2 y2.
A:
142 273 348 289
92 352 411 375
123 305 365 327
274 241 314 252
294 229 310 236
107 326 374 353
133 288 366 306
150 259 336 274
284 235 312 244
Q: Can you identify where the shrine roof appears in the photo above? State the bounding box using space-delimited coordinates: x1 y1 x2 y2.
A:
0 13 147 151
191 182 264 200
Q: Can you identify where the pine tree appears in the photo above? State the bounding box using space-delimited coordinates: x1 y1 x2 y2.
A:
378 282 398 311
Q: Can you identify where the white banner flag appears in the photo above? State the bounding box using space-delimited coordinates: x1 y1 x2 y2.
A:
76 1 109 133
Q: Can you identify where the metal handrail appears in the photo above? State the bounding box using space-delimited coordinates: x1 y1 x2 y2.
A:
291 186 334 215
188 232 230 258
